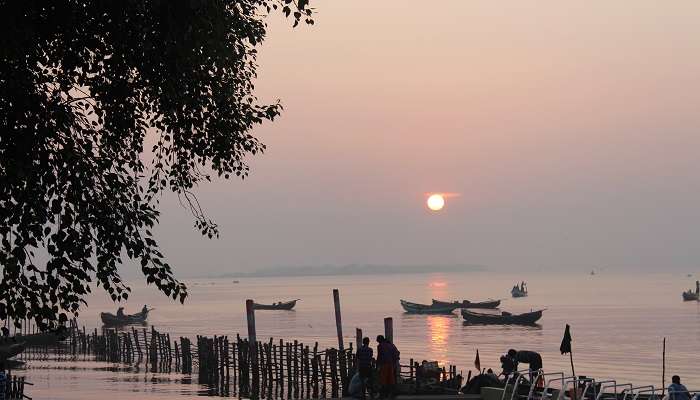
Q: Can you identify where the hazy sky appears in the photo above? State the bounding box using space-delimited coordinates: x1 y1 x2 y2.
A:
152 1 700 277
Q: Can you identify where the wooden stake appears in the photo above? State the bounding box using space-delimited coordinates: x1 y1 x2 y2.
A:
246 299 259 398
662 337 666 395
356 328 362 350
384 317 393 343
333 289 344 351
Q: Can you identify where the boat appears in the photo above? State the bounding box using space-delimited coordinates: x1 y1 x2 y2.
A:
400 300 459 314
0 342 26 361
431 299 501 309
511 282 528 298
682 281 699 301
11 329 69 346
461 309 543 325
100 308 150 326
253 299 299 310
683 291 698 301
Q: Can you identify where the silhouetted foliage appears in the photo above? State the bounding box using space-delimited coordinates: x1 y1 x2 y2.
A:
0 0 313 334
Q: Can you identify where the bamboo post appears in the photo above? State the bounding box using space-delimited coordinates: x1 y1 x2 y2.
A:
333 289 344 351
356 328 362 351
305 345 311 398
384 317 393 343
329 348 339 398
286 342 293 397
278 339 284 397
293 339 299 398
313 343 319 398
245 299 259 398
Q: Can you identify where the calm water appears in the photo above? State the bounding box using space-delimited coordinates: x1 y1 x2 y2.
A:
15 271 700 399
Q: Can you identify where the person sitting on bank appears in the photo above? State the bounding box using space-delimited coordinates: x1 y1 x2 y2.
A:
356 337 374 399
668 375 691 400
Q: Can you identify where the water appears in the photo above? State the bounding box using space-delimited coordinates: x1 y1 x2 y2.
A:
15 271 700 399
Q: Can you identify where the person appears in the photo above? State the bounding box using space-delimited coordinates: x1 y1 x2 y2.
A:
116 307 125 318
508 349 542 384
500 355 517 377
376 335 399 398
668 375 690 400
486 368 499 380
356 337 374 399
0 364 6 400
142 305 148 314
348 372 364 399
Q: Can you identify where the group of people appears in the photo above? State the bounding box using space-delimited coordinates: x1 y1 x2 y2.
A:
497 350 695 400
351 335 400 399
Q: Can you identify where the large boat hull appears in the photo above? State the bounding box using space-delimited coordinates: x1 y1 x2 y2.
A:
462 309 543 325
401 300 459 314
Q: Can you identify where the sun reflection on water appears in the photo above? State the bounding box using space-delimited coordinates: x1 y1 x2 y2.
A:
427 315 451 364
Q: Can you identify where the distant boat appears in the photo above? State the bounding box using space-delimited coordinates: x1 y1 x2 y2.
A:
462 309 543 325
253 299 299 310
431 299 501 309
400 300 459 314
233 280 240 284
590 270 595 276
101 308 150 326
682 281 699 301
511 282 528 298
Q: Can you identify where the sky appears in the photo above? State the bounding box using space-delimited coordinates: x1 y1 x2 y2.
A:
152 1 700 277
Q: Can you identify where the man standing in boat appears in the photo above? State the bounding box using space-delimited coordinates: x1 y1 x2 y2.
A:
116 307 125 318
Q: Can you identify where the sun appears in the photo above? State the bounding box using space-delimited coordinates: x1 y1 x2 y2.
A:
427 194 445 211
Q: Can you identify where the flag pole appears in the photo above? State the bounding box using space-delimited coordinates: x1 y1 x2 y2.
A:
561 324 576 400
662 337 666 395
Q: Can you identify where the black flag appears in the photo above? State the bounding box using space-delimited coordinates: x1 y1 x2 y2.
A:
560 324 572 354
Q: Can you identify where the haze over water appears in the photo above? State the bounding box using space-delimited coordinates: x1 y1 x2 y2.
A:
21 271 700 399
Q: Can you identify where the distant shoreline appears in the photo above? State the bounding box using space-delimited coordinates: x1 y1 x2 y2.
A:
211 264 486 279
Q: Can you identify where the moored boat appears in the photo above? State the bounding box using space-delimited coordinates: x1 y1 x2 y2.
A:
254 299 299 310
461 309 543 325
0 341 26 361
511 282 528 298
11 329 69 347
432 299 501 309
400 300 459 314
101 309 150 326
682 291 698 301
682 281 699 301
